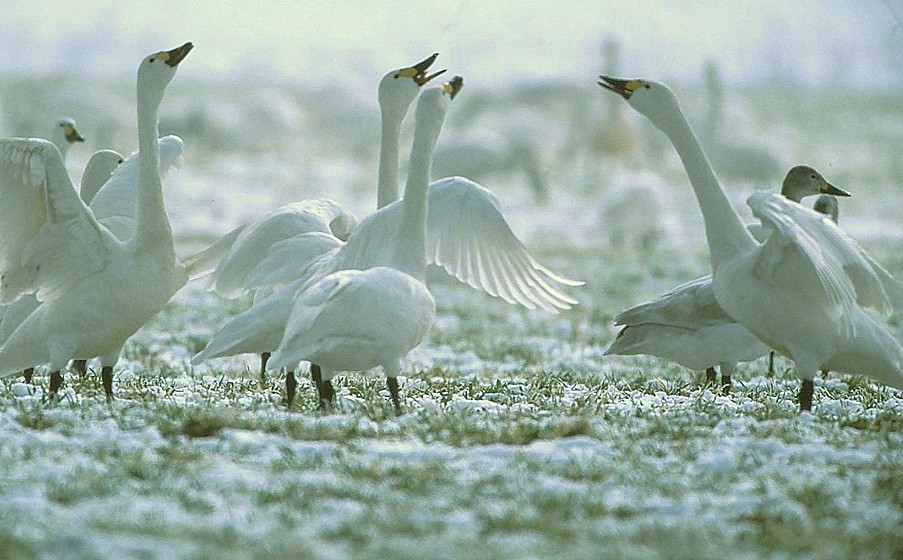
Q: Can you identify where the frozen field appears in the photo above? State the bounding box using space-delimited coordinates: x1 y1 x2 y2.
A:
1 64 903 559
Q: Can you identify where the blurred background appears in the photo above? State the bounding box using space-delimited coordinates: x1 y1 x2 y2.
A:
1 0 902 255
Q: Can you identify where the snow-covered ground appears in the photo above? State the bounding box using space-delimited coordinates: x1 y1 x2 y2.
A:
1 64 902 558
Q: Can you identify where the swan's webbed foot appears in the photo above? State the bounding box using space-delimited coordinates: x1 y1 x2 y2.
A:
23 367 34 384
259 352 271 382
285 370 297 408
101 366 114 400
310 364 334 410
386 377 402 415
798 378 814 412
72 359 88 376
705 367 717 384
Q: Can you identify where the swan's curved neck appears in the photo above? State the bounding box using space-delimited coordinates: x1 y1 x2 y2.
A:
656 104 755 269
376 110 404 209
129 78 173 254
392 112 442 280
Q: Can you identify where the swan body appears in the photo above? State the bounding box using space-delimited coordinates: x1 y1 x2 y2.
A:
601 76 903 410
0 42 195 396
605 275 769 383
266 80 462 411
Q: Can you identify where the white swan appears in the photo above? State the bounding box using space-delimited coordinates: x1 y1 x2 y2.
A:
0 42 196 397
606 167 851 388
79 150 124 204
200 53 444 375
600 76 903 411
267 79 461 412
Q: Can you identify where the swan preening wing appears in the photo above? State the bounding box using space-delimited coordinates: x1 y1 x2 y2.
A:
0 138 114 304
748 191 891 335
613 275 733 330
425 176 583 311
88 135 185 239
206 199 357 298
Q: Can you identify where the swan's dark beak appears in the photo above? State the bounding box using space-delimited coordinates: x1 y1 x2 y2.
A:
598 75 643 100
62 122 84 143
162 42 194 67
442 75 464 99
820 181 850 197
397 52 447 86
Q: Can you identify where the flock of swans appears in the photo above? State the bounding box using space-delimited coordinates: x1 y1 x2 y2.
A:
0 43 901 414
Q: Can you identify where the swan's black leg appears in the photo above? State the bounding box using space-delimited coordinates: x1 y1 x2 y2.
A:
101 366 114 400
23 367 34 384
49 370 63 396
285 370 296 408
705 367 717 384
259 352 271 382
767 351 776 376
721 375 732 395
386 377 401 415
310 364 334 410
798 378 814 412
72 359 88 376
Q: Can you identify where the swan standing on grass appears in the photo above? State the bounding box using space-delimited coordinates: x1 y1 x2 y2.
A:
201 53 445 377
600 76 903 411
267 79 462 413
0 42 197 398
606 167 850 390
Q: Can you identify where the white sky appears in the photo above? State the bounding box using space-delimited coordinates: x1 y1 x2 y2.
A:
1 0 901 88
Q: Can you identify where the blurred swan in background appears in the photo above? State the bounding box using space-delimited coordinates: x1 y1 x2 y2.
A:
267 81 460 412
0 42 201 398
699 61 784 184
50 117 85 162
601 75 903 411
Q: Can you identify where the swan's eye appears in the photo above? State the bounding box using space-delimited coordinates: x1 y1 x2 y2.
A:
811 174 817 179
644 84 651 89
393 72 400 79
149 58 155 63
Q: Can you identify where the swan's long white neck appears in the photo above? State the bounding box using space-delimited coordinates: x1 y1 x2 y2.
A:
129 74 174 255
376 109 404 209
653 102 756 270
391 104 443 281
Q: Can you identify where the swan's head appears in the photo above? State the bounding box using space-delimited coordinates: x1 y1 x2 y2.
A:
813 194 840 224
379 53 447 120
138 42 193 102
781 165 849 202
80 149 124 204
413 76 463 139
598 76 683 133
58 118 85 144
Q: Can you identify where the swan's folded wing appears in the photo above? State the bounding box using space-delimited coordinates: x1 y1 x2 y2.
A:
613 274 734 329
0 139 112 303
181 225 245 281
425 176 583 312
89 135 184 239
748 191 889 335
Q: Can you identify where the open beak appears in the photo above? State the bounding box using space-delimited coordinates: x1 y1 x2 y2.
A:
442 75 464 99
821 181 850 197
398 52 447 86
598 75 640 100
163 42 194 67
